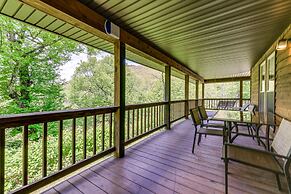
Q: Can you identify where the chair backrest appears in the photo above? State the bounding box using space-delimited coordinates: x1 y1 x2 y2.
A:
240 103 250 111
271 119 291 157
198 106 208 120
190 108 202 126
217 101 227 109
248 104 256 112
226 101 236 109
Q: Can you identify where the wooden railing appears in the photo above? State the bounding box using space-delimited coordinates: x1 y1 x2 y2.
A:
0 106 118 194
188 99 197 110
170 100 186 122
124 102 166 145
1 100 200 194
204 98 251 110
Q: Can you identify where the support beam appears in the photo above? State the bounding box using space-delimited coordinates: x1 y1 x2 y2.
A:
0 128 4 194
164 66 171 129
21 0 203 81
202 83 205 107
195 80 199 107
114 42 126 158
184 75 189 119
239 80 243 107
204 76 250 83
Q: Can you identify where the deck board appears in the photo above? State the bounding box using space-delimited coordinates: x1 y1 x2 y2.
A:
43 119 288 194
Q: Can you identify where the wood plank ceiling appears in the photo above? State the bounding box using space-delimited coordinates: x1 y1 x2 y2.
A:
79 0 291 79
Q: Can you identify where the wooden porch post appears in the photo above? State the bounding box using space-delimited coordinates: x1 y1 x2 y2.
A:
239 80 243 107
195 80 199 107
0 128 4 194
164 66 171 129
202 83 205 107
114 41 126 158
185 75 189 118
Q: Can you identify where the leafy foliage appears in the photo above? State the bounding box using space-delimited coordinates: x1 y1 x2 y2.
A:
0 16 80 114
66 54 114 108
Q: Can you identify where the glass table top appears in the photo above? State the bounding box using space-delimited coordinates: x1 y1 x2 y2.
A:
211 110 281 126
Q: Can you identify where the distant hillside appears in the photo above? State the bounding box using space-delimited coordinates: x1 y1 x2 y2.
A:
126 64 163 89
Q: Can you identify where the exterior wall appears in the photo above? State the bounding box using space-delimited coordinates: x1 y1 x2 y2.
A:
251 24 291 120
250 65 259 106
276 29 291 119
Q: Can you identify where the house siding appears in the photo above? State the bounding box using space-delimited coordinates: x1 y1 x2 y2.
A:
251 25 291 120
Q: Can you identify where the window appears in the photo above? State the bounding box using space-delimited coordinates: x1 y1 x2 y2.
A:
267 52 275 92
260 61 266 92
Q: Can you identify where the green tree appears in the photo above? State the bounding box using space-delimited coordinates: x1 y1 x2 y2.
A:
67 54 115 108
0 15 80 114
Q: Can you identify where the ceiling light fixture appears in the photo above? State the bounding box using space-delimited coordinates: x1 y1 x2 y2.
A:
276 39 289 50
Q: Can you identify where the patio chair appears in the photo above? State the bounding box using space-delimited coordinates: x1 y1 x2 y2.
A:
217 101 227 109
198 106 224 128
224 118 291 194
190 108 224 154
225 100 236 110
233 103 250 111
232 104 257 140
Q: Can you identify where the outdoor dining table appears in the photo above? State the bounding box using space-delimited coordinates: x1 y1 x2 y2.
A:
210 110 281 150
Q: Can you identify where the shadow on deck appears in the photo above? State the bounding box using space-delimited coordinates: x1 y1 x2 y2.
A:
42 119 287 194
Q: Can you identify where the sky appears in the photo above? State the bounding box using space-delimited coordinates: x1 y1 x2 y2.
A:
60 52 140 81
60 53 87 81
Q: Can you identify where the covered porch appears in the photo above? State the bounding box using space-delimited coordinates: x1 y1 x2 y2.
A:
42 119 286 194
0 0 291 194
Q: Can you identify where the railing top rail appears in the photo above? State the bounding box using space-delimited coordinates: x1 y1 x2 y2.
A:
203 98 250 100
0 106 118 128
125 101 167 110
170 100 187 103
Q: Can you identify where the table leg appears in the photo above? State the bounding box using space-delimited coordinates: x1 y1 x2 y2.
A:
227 121 232 143
266 125 270 151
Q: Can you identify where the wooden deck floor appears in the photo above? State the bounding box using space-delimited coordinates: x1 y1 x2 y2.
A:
42 119 288 194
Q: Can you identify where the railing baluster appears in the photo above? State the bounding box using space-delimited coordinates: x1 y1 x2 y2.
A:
132 109 135 138
127 110 130 140
148 107 150 131
153 106 156 128
23 125 28 186
144 108 147 133
83 116 87 159
109 113 113 148
159 105 162 126
58 120 63 170
102 114 105 151
136 109 139 136
93 115 96 155
0 127 4 194
72 118 76 164
42 122 47 178
151 107 153 129
157 106 160 126
140 108 143 134
157 106 159 126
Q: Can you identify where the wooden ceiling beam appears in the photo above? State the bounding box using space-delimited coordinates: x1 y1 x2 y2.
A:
204 76 250 83
21 0 203 81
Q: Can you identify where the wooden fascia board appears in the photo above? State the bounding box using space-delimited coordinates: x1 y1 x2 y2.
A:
21 0 203 81
204 76 251 83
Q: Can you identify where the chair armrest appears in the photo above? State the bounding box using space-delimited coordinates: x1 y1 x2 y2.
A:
224 143 288 159
230 132 273 141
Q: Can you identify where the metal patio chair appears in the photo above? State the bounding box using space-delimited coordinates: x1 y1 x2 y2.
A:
198 106 224 129
225 100 236 110
190 108 224 154
224 118 291 194
232 104 257 140
217 100 227 109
